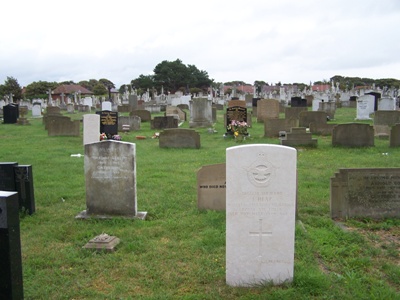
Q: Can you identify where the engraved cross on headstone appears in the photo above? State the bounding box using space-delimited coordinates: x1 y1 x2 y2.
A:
249 218 272 259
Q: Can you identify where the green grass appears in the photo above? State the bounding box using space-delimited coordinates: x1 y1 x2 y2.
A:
1 106 399 299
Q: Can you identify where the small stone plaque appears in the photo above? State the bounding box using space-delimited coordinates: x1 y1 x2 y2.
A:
83 233 120 252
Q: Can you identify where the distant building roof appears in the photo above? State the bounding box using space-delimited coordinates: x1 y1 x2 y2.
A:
311 84 330 92
224 85 254 93
52 84 93 95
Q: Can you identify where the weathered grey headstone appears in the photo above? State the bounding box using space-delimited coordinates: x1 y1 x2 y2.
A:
319 101 336 120
0 191 24 300
159 129 200 149
390 123 400 147
166 106 186 121
67 103 75 114
298 111 327 128
130 110 151 122
32 102 42 118
226 144 297 286
373 110 400 127
284 107 307 123
101 101 112 111
280 127 317 147
263 118 297 138
83 114 101 145
151 116 178 129
128 94 138 111
76 140 146 219
257 99 280 122
47 115 80 136
118 116 141 131
332 123 374 147
189 98 213 128
331 168 400 219
378 97 396 111
197 163 226 210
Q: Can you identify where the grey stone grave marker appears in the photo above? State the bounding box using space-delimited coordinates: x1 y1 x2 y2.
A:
47 115 80 136
159 129 200 149
197 163 226 210
76 140 146 219
332 123 374 147
331 168 400 219
189 98 213 128
151 116 178 129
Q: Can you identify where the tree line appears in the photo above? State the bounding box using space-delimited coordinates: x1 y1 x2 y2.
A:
1 59 399 101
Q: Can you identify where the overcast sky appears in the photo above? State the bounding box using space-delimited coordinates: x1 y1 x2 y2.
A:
1 0 399 88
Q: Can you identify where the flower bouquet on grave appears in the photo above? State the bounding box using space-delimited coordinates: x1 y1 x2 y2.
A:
226 120 249 139
100 133 108 141
112 134 122 141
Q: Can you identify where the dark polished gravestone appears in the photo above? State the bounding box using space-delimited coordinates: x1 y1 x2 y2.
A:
0 163 35 215
0 162 18 191
96 111 118 138
0 191 24 300
225 106 248 135
14 165 35 215
3 103 19 124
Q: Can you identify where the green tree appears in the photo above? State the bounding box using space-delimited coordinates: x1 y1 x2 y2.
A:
93 83 107 96
59 80 76 85
25 81 58 99
2 76 22 101
131 75 154 93
78 79 99 92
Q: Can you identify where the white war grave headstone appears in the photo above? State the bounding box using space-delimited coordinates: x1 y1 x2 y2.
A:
76 140 146 219
226 144 297 286
83 114 100 145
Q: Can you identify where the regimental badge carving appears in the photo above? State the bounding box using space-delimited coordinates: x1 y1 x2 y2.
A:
246 152 275 187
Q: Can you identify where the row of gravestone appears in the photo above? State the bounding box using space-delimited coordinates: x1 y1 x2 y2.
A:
0 162 36 299
77 141 297 286
197 162 400 220
3 140 400 292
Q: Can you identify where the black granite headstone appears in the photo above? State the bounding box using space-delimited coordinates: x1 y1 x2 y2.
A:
14 165 35 215
290 97 307 107
0 162 18 191
0 191 24 300
96 111 118 138
252 98 261 107
3 104 19 124
225 106 247 135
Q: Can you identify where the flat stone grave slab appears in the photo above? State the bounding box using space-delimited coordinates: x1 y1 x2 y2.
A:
83 233 120 252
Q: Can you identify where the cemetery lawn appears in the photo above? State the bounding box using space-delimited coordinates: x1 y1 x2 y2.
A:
1 107 399 299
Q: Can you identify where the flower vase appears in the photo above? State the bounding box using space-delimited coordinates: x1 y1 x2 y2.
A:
235 134 246 142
